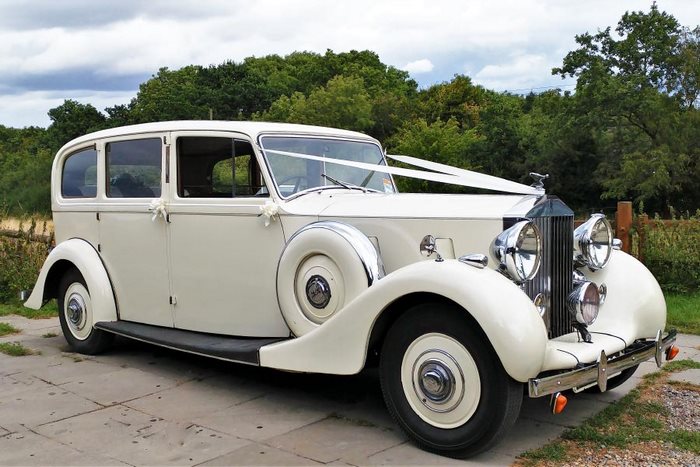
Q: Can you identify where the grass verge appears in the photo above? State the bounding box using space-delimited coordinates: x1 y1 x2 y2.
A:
518 359 700 465
0 342 36 356
0 300 57 319
665 292 700 335
0 322 20 336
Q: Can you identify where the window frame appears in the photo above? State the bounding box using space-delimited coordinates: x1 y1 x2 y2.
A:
60 144 98 199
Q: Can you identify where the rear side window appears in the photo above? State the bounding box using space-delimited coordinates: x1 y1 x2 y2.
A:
106 138 162 198
62 147 97 198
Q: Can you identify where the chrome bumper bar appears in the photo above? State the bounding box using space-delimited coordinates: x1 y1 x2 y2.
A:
528 329 677 398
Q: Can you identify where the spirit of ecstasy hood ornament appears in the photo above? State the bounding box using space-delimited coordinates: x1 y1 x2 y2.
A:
529 172 549 190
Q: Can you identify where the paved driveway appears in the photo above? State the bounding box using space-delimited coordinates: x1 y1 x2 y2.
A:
1 316 698 466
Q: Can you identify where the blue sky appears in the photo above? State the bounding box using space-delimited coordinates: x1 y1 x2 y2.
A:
1 0 698 128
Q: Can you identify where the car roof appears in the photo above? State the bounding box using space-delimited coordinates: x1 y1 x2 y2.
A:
59 121 377 155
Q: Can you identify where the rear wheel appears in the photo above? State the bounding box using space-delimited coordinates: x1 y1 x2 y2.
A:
58 269 113 354
380 303 522 458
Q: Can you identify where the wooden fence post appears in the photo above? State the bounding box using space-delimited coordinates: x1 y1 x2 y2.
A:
615 201 633 254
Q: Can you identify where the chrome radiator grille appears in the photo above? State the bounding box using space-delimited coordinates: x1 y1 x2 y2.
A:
512 197 575 339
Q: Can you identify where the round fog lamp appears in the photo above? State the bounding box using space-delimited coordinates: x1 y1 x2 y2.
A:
567 281 600 325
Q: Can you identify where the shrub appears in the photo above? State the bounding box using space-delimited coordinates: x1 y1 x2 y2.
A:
0 217 53 303
637 211 700 293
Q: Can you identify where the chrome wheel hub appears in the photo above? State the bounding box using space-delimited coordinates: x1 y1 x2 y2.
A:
305 275 331 309
64 289 88 337
67 297 84 327
418 360 455 403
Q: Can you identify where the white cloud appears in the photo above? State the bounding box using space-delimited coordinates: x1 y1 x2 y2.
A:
0 0 699 126
402 59 434 74
0 90 134 128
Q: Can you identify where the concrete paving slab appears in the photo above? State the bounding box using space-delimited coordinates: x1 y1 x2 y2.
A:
28 358 120 385
85 342 217 383
362 441 514 466
266 415 406 464
488 416 569 458
0 316 58 332
0 372 54 398
0 382 101 427
126 374 266 421
193 393 331 442
199 442 324 466
0 429 127 466
59 367 179 406
669 368 700 385
676 333 700 348
37 404 250 466
520 393 611 427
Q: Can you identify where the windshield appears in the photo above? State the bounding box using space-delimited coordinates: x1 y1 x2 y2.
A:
260 136 394 198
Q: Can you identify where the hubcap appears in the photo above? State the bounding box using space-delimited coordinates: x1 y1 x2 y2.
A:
400 333 481 429
67 297 84 327
305 275 332 309
418 360 455 403
63 283 92 341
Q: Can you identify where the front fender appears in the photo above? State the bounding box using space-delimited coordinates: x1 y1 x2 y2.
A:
588 249 666 338
260 259 548 382
25 238 118 324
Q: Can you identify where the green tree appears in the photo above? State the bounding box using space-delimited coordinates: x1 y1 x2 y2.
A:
387 118 480 193
259 75 375 132
46 99 106 150
129 66 214 123
553 3 700 211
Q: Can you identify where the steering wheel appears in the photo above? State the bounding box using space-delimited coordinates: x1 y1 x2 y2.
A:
278 175 313 194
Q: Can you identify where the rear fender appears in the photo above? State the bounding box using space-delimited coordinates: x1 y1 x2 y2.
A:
260 259 548 382
25 238 117 324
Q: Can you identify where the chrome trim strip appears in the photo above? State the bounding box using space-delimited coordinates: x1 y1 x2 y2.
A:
528 329 677 398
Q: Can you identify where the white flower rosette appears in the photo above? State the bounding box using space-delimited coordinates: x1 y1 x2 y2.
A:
259 200 280 227
148 198 168 221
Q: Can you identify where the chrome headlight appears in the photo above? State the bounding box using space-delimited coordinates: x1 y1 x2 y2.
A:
574 214 612 270
492 220 541 282
567 281 600 325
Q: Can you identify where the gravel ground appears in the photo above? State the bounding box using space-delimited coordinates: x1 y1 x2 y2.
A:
664 386 700 432
561 441 699 466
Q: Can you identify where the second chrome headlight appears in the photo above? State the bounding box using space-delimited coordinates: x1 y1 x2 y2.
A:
574 214 613 270
492 220 541 283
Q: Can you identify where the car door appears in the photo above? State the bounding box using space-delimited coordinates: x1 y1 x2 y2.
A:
98 135 173 327
167 132 289 337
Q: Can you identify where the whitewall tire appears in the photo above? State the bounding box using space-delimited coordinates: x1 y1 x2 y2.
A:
380 303 522 458
58 269 113 354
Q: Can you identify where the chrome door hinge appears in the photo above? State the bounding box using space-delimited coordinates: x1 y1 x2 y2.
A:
169 296 177 305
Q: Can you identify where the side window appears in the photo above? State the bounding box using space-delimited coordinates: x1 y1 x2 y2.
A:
177 137 267 198
62 147 97 198
106 138 162 198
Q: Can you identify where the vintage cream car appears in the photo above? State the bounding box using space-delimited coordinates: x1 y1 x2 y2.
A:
26 121 677 458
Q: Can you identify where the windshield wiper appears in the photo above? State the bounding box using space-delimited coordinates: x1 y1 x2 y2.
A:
322 173 370 193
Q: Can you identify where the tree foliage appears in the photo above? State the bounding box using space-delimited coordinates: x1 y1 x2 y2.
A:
1 4 699 216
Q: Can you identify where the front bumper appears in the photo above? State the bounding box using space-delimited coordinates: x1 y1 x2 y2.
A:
528 329 677 397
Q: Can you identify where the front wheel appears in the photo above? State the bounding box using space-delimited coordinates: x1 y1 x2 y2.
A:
58 269 113 354
380 303 522 458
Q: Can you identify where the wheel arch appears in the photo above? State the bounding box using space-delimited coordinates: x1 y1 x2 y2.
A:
25 238 118 324
366 292 495 368
260 259 548 382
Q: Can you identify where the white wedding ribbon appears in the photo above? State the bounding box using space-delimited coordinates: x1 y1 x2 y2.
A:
148 198 168 221
263 149 540 195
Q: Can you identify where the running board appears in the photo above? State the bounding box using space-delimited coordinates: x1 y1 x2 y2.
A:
94 321 287 365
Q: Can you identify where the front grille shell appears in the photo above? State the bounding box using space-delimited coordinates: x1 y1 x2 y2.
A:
507 197 574 339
